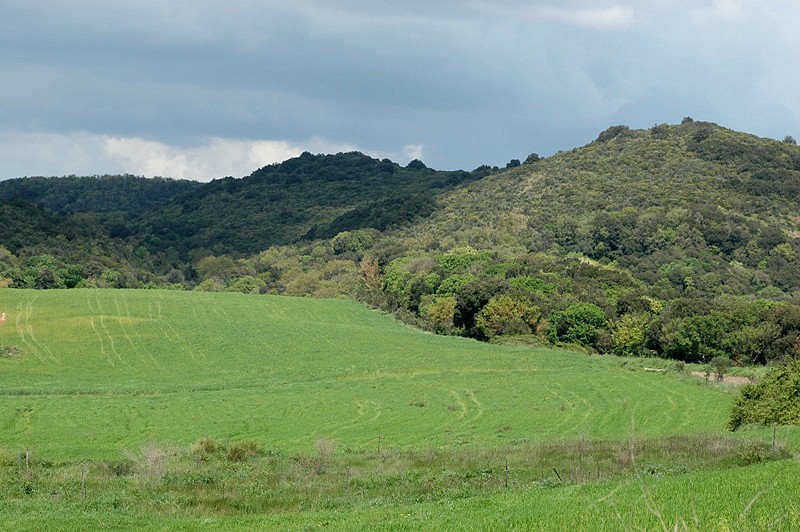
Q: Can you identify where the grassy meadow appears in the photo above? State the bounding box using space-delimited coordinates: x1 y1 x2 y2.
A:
1 288 799 529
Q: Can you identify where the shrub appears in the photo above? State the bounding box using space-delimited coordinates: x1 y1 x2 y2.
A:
475 295 540 338
709 355 732 381
227 441 263 462
729 361 800 430
190 437 222 459
548 303 607 348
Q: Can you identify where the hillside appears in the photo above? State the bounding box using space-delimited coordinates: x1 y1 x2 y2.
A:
0 153 480 263
141 152 479 257
408 120 800 292
1 121 799 364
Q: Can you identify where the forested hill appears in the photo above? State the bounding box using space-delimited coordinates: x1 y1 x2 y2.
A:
0 153 481 256
0 174 201 216
141 152 480 257
404 120 800 292
0 152 483 280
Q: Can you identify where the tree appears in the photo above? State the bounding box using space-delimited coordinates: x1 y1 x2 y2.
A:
709 355 732 381
611 313 650 357
226 275 266 294
548 303 607 347
729 361 800 430
453 277 510 338
475 295 540 338
421 295 457 333
523 153 541 164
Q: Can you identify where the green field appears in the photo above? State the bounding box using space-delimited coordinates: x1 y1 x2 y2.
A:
1 289 798 529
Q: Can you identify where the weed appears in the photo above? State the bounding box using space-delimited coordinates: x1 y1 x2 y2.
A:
0 346 21 358
227 441 262 462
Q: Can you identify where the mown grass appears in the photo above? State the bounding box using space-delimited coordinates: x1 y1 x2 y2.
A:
0 289 743 460
1 288 799 529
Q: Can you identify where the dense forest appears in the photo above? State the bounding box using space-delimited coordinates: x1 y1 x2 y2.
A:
2 120 799 365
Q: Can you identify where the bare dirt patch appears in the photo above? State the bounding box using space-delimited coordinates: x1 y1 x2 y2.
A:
690 371 752 385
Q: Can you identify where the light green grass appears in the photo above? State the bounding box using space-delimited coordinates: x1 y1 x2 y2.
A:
0 289 744 461
1 288 799 529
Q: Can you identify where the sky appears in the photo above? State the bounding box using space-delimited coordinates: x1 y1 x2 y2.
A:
1 0 799 181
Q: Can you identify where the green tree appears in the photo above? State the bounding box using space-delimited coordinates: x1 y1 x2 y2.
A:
226 275 266 294
548 303 607 347
729 361 800 430
611 313 650 357
709 355 732 381
421 295 458 333
475 295 540 338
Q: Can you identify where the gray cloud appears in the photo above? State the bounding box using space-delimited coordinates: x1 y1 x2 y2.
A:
1 0 799 179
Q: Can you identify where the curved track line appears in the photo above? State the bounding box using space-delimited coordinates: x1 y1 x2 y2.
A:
94 292 127 366
23 296 57 363
14 299 45 362
86 292 115 366
464 389 484 426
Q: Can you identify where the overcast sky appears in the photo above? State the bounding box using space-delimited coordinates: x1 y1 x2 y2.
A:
1 0 798 181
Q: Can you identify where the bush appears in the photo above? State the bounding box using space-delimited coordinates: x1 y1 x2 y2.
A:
709 355 732 381
729 361 800 430
190 437 222 459
475 295 540 338
548 303 607 348
227 441 263 462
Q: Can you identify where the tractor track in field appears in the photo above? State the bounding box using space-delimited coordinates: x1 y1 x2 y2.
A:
92 292 128 367
113 291 161 369
25 296 58 363
86 292 116 367
326 400 383 437
154 294 201 365
14 296 58 363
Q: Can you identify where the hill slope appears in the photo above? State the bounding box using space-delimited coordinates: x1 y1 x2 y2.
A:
408 121 800 292
0 289 732 460
0 153 479 261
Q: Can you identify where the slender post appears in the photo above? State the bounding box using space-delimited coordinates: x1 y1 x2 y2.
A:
504 456 509 489
773 422 777 457
25 449 30 481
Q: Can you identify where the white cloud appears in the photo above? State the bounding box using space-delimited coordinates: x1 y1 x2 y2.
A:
689 0 745 24
403 144 425 161
0 131 404 181
535 5 636 29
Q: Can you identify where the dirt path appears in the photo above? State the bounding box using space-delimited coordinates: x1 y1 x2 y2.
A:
690 371 752 385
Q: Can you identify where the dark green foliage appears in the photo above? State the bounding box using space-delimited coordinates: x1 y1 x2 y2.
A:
454 278 511 338
729 361 800 430
134 152 476 257
0 174 199 215
548 303 607 348
523 153 541 164
595 125 631 143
